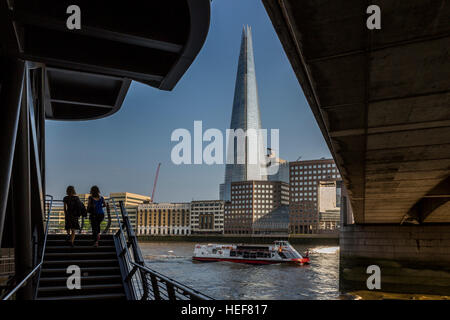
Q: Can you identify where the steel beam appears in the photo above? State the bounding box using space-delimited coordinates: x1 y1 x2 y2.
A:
0 59 25 246
12 68 33 299
12 12 183 53
28 68 45 240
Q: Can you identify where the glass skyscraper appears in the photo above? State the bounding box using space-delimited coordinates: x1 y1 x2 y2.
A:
220 26 267 201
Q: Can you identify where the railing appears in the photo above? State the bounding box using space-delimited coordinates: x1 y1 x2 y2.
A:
0 256 14 276
45 199 64 234
1 195 54 300
109 198 212 300
45 199 112 235
130 262 212 300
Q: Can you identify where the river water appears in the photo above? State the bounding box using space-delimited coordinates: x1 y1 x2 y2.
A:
141 242 340 300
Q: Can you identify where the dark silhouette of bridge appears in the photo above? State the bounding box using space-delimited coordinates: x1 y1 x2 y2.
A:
263 0 450 296
0 1 211 300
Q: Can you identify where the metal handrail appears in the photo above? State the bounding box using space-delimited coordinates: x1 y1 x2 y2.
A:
108 197 143 299
130 262 212 300
102 203 112 234
2 195 54 300
108 197 212 300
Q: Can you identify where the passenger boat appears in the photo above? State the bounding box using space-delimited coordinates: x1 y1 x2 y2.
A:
192 240 310 265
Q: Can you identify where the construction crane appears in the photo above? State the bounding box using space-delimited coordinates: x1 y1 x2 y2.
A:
151 163 161 203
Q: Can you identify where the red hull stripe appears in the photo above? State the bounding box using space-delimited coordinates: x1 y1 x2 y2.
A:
193 257 306 265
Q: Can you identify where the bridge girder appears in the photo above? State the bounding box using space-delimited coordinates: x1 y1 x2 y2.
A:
1 0 211 121
405 177 450 223
263 0 450 224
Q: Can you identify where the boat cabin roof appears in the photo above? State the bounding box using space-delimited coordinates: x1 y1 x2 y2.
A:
274 240 289 246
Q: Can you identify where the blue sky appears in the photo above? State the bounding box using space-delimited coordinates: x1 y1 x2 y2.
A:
45 0 331 201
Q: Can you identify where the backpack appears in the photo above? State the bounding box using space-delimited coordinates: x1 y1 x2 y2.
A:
78 198 87 218
94 197 104 215
67 196 86 218
88 196 104 215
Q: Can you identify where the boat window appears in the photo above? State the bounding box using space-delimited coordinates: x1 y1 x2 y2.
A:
278 252 287 259
250 252 257 258
243 252 249 258
212 249 217 254
230 251 236 257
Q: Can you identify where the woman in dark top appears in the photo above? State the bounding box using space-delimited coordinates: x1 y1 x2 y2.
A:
63 186 81 247
87 185 107 247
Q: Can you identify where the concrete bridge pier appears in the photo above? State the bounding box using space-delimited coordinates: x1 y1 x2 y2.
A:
340 224 450 297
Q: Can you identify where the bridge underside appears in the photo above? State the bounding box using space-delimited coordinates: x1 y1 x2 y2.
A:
263 0 450 224
2 1 210 120
0 1 210 299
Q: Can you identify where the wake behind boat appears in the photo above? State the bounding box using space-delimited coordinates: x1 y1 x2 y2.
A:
193 240 310 265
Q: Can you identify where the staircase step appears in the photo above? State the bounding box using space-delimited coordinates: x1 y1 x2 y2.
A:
43 259 119 268
37 293 126 300
41 266 120 277
46 240 114 247
39 275 122 287
46 246 116 253
38 283 123 292
45 252 117 260
47 234 114 240
38 283 124 297
40 275 121 282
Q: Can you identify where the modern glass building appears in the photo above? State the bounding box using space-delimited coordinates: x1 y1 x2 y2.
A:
225 180 289 235
267 149 290 184
220 26 268 201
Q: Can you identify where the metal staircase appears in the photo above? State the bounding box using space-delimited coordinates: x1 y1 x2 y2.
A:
36 234 125 300
1 197 212 300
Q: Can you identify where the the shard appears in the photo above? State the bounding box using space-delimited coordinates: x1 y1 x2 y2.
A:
220 26 267 201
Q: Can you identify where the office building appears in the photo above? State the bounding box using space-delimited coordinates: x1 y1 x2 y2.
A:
225 180 289 234
109 192 150 230
48 203 65 232
137 203 190 236
289 158 341 234
190 200 225 234
267 149 289 184
252 205 289 235
318 181 341 233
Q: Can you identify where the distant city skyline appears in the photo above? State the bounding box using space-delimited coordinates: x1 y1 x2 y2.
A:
45 0 331 201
